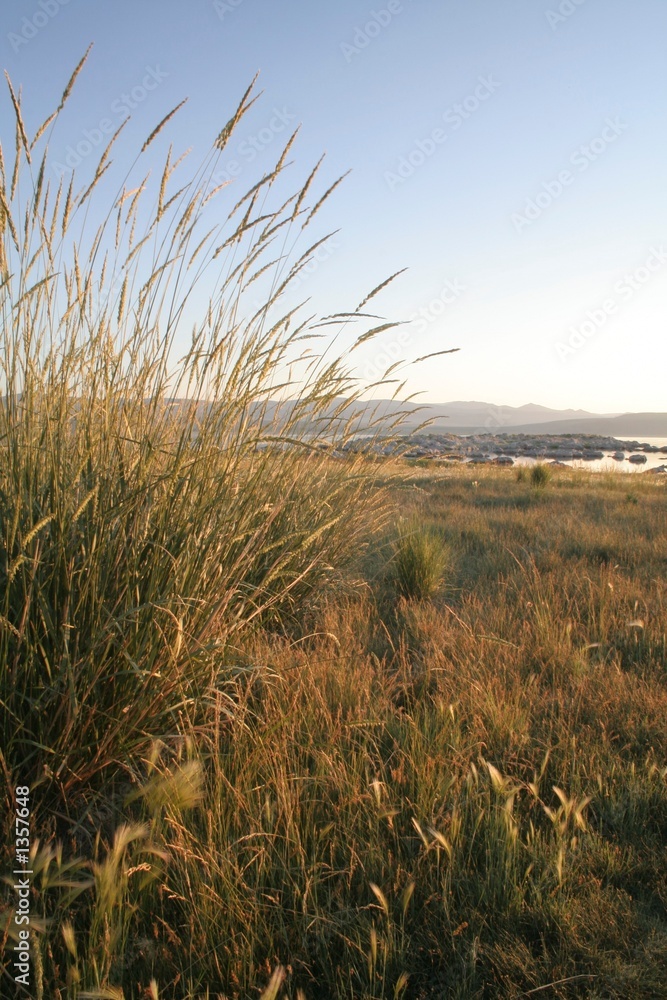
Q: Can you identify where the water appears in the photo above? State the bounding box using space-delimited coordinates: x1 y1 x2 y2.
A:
508 437 667 474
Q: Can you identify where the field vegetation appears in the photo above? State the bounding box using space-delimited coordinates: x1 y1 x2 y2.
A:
1 58 666 999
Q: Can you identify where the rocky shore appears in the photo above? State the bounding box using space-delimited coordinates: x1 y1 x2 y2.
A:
349 432 667 466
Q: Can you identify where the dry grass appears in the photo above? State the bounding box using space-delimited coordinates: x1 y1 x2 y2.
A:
0 57 403 819
4 464 666 998
390 520 448 601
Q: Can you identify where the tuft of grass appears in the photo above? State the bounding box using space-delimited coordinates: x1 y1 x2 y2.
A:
530 462 552 487
391 521 448 600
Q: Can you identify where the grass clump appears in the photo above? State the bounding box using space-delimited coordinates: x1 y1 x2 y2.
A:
530 462 552 487
391 521 447 600
0 56 405 816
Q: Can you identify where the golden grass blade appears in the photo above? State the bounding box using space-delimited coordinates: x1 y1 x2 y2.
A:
62 173 74 233
259 966 285 1000
10 120 21 197
0 186 19 250
369 882 390 916
412 347 461 363
77 161 112 210
31 111 57 150
214 73 261 152
273 125 301 174
142 99 188 153
303 169 351 228
354 321 403 347
4 73 30 162
357 268 408 310
293 153 325 219
57 43 93 112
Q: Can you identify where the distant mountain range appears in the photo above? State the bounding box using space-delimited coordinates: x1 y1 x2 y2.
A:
352 401 667 437
159 397 667 439
388 400 616 431
414 403 667 437
482 414 667 437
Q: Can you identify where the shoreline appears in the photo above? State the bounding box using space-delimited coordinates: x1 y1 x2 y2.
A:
351 432 667 471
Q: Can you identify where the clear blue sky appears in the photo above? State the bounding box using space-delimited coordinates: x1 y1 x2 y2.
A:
3 0 666 412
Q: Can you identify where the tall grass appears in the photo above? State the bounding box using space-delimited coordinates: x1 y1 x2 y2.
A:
0 56 405 810
3 58 666 1000
3 449 667 995
391 521 447 600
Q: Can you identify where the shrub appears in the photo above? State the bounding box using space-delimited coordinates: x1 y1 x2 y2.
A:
392 522 447 600
530 463 552 488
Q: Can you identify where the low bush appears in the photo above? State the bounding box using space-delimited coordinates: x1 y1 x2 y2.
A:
530 462 552 487
392 521 448 600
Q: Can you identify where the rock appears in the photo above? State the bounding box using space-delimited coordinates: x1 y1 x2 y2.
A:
612 452 625 460
628 454 648 464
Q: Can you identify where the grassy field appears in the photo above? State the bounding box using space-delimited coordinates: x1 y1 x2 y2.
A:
1 59 667 1000
4 462 667 998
